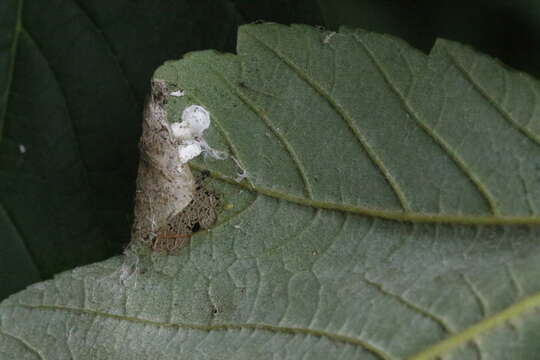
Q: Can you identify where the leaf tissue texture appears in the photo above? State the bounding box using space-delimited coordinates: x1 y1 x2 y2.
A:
2 24 540 360
0 0 239 299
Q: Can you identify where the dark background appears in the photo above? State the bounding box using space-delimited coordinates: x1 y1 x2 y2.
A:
1 0 539 299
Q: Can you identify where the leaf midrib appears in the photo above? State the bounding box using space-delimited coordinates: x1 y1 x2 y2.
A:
191 163 540 225
408 290 540 359
188 27 540 225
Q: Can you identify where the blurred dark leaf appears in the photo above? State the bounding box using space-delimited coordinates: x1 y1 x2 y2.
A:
231 0 324 25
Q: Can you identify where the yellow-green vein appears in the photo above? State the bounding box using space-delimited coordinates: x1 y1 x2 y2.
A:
192 163 540 225
15 303 394 360
408 290 540 360
362 277 453 334
354 35 500 216
443 45 540 146
242 29 412 213
184 92 255 189
0 328 44 360
199 60 315 199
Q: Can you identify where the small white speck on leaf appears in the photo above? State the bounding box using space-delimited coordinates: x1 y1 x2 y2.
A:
231 156 250 182
170 90 185 97
19 144 26 154
323 31 336 44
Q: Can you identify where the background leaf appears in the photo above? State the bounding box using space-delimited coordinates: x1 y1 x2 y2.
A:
0 0 325 300
1 24 539 359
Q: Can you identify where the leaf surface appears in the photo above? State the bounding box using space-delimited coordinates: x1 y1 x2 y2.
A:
0 0 240 299
1 24 540 360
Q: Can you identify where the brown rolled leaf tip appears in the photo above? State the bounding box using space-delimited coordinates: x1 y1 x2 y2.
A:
131 80 222 254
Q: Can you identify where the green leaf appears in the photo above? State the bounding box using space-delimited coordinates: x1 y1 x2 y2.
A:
2 23 540 359
0 0 241 299
317 0 540 80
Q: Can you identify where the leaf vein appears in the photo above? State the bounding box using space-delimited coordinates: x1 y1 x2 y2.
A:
0 0 23 140
186 92 256 190
362 276 453 334
243 29 412 213
192 164 540 225
0 328 45 360
22 27 94 179
71 0 139 105
505 264 523 297
443 46 540 146
354 35 500 216
408 290 540 360
462 274 488 318
16 303 394 360
200 61 314 199
205 194 261 232
0 202 41 278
